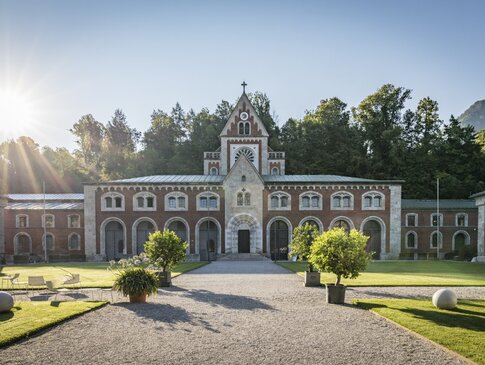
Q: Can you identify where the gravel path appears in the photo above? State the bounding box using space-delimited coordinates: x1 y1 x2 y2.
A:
2 261 481 365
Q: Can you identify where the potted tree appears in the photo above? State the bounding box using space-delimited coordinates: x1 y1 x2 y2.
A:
289 223 321 287
144 230 188 287
309 227 372 304
112 267 159 303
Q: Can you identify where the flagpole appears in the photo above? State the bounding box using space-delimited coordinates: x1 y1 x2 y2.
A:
43 180 48 263
436 178 440 260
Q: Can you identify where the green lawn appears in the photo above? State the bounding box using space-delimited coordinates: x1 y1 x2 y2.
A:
1 261 208 288
277 261 485 286
0 301 107 347
354 299 485 365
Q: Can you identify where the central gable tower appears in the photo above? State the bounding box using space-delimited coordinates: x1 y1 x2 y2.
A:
204 83 285 176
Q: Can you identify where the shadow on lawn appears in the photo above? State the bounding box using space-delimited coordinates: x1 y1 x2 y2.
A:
181 289 275 311
399 307 485 332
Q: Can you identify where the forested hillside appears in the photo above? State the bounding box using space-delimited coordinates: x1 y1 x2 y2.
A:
1 85 484 199
458 100 485 131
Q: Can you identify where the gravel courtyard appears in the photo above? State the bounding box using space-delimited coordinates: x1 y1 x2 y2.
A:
2 261 482 365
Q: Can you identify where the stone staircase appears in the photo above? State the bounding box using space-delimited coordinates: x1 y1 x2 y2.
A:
217 253 271 261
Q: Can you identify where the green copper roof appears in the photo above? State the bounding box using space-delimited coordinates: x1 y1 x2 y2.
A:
109 175 225 184
470 190 485 199
262 175 402 184
402 199 476 209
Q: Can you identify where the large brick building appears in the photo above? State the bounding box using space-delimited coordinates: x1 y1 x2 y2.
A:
0 90 484 262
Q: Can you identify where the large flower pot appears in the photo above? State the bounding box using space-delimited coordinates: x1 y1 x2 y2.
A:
129 293 147 303
157 271 172 287
304 271 321 287
325 284 346 304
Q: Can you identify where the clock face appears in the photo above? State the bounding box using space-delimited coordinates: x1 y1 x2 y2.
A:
240 112 249 121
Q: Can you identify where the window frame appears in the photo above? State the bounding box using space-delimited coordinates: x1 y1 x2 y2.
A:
405 231 418 249
455 213 468 227
165 192 189 211
405 213 418 227
299 192 322 211
68 233 81 251
101 192 125 211
16 214 29 228
430 213 443 227
68 214 81 228
361 191 385 211
268 192 291 211
430 231 443 249
133 192 157 212
330 192 354 210
196 192 220 211
42 214 55 228
43 233 55 252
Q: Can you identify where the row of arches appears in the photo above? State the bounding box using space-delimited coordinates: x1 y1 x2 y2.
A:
13 232 81 255
405 230 471 250
100 215 385 261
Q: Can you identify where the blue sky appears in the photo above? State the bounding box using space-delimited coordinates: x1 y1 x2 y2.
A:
1 0 484 150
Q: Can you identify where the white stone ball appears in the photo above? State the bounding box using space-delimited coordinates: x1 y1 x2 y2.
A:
0 291 14 313
432 288 457 310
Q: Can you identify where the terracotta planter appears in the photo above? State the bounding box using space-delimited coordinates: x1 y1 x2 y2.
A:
129 293 147 303
157 271 172 287
304 271 321 287
325 284 346 304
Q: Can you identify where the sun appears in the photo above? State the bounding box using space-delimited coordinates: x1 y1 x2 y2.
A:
0 88 38 138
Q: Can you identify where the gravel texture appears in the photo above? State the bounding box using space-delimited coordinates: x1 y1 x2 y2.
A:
2 261 482 364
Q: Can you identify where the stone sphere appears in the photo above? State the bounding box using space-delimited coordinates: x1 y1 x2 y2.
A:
432 288 457 310
0 291 14 312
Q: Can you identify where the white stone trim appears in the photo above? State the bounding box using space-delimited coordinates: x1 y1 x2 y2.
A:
101 191 125 211
226 213 261 254
131 217 158 255
16 214 29 228
452 230 471 250
329 216 355 230
360 216 387 257
196 192 220 211
13 232 32 255
430 231 443 249
68 232 82 251
133 191 157 211
389 185 402 259
430 213 443 227
84 185 97 259
330 191 354 210
100 217 128 257
265 216 293 256
165 191 188 211
405 231 418 249
268 191 291 211
195 217 222 255
299 191 323 211
361 191 385 211
67 214 81 228
42 213 55 228
164 217 191 254
455 213 468 227
42 232 55 251
405 213 418 227
298 216 323 232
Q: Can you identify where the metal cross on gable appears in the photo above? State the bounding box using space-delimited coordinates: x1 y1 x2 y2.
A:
241 81 247 93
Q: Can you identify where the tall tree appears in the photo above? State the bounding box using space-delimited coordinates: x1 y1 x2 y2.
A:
248 92 281 149
70 114 105 173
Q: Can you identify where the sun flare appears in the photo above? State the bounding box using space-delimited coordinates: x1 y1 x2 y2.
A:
0 88 38 128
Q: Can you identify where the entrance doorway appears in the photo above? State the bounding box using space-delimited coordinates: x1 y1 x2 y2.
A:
363 220 381 259
238 230 250 253
270 220 289 260
105 221 124 260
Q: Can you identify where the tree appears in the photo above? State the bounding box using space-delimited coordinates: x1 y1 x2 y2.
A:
288 223 319 271
144 230 188 273
248 92 281 149
309 228 372 285
352 84 411 179
70 114 105 171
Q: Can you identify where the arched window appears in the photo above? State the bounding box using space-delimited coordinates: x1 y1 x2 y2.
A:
431 213 443 227
331 192 353 210
334 220 350 232
362 192 385 210
69 234 81 250
455 213 468 227
244 192 251 205
269 192 291 210
43 233 55 251
197 192 220 211
42 214 55 228
271 167 279 176
244 122 250 135
102 192 125 211
406 231 417 249
135 220 155 255
238 122 244 135
210 167 218 175
15 234 31 255
134 192 156 211
237 193 243 206
430 231 442 248
104 220 125 260
168 220 188 243
241 175 246 182
16 214 29 228
165 192 188 211
299 192 322 210
68 215 80 228
269 220 289 261
234 147 255 163
453 231 470 251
